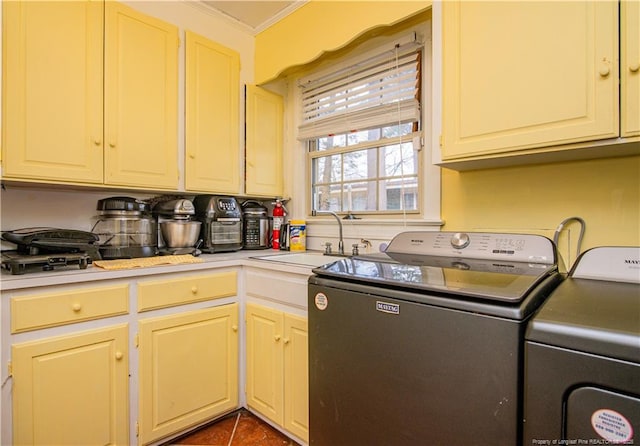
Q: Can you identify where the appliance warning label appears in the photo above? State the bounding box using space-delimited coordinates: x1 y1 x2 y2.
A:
314 293 328 311
591 409 634 443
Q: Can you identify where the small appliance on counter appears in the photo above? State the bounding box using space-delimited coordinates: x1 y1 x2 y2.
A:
1 227 100 275
279 221 290 250
152 198 202 256
193 195 243 253
91 196 157 259
241 200 271 249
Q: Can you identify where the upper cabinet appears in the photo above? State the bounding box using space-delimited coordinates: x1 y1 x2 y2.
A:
2 1 104 184
103 2 179 189
185 31 241 194
622 0 640 137
245 85 284 197
437 0 639 169
2 0 179 190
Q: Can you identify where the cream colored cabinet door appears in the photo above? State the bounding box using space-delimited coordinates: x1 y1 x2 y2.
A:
104 2 179 190
245 303 308 442
11 325 129 445
2 0 104 183
622 0 640 137
185 31 241 193
245 85 284 197
441 1 619 159
245 303 284 424
283 314 309 443
138 304 239 445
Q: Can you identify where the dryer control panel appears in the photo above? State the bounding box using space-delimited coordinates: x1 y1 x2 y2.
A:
572 246 640 283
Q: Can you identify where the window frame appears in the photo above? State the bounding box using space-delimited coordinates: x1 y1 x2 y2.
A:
299 31 426 217
308 131 422 216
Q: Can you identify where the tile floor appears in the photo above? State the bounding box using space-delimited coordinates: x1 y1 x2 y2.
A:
167 409 300 446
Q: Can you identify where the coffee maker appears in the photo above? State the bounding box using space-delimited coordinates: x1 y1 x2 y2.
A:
241 200 271 249
152 199 202 256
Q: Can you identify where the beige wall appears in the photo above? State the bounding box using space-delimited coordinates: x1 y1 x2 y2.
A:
441 155 640 265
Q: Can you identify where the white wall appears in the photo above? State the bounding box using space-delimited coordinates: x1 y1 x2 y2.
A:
0 186 163 248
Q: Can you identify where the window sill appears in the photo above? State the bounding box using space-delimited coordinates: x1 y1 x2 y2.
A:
308 217 444 227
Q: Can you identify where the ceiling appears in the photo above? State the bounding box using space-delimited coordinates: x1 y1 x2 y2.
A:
197 1 303 33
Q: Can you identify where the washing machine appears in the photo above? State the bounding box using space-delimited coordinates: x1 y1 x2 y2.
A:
309 231 564 445
524 246 640 445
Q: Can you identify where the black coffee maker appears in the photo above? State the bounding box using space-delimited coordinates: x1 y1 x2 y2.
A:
241 201 271 249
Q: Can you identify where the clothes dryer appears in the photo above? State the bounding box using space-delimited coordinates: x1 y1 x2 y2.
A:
524 246 640 445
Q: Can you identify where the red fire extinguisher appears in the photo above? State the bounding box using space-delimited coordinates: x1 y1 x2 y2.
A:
272 200 285 250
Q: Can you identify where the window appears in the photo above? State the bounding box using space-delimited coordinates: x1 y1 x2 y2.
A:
299 33 423 215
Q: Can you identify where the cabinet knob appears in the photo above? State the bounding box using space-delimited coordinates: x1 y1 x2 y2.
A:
191 286 198 294
599 65 610 77
93 138 101 146
115 351 124 360
232 325 238 332
188 153 196 159
274 335 281 342
71 303 82 312
283 338 290 345
109 142 116 148
630 63 640 73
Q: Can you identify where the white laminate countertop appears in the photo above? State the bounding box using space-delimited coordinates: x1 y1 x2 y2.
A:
0 250 338 291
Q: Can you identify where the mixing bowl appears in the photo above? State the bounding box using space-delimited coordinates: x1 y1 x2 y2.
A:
160 221 201 248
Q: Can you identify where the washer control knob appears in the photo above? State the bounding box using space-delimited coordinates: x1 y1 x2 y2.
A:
451 232 470 249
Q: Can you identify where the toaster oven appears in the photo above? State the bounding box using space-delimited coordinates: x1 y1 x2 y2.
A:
192 195 243 253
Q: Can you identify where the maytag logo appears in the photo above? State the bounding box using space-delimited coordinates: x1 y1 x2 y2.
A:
625 259 640 265
376 301 400 315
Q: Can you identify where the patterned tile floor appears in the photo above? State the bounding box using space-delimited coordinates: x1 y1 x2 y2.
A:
168 409 300 446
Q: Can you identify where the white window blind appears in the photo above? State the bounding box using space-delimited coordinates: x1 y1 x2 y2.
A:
298 35 422 141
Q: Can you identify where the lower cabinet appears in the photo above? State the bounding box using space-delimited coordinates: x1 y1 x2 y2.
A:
11 324 129 445
245 303 308 442
5 265 312 445
138 303 239 445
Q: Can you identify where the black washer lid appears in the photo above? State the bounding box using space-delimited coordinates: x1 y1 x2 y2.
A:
527 247 640 363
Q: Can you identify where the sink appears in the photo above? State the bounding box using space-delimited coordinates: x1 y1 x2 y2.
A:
251 252 345 267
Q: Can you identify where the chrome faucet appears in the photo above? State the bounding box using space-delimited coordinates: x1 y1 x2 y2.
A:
312 210 344 255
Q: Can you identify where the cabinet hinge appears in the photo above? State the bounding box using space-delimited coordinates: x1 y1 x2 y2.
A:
7 360 12 377
136 421 139 437
439 134 444 147
135 333 139 348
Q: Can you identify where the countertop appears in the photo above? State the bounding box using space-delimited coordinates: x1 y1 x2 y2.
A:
0 250 338 291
